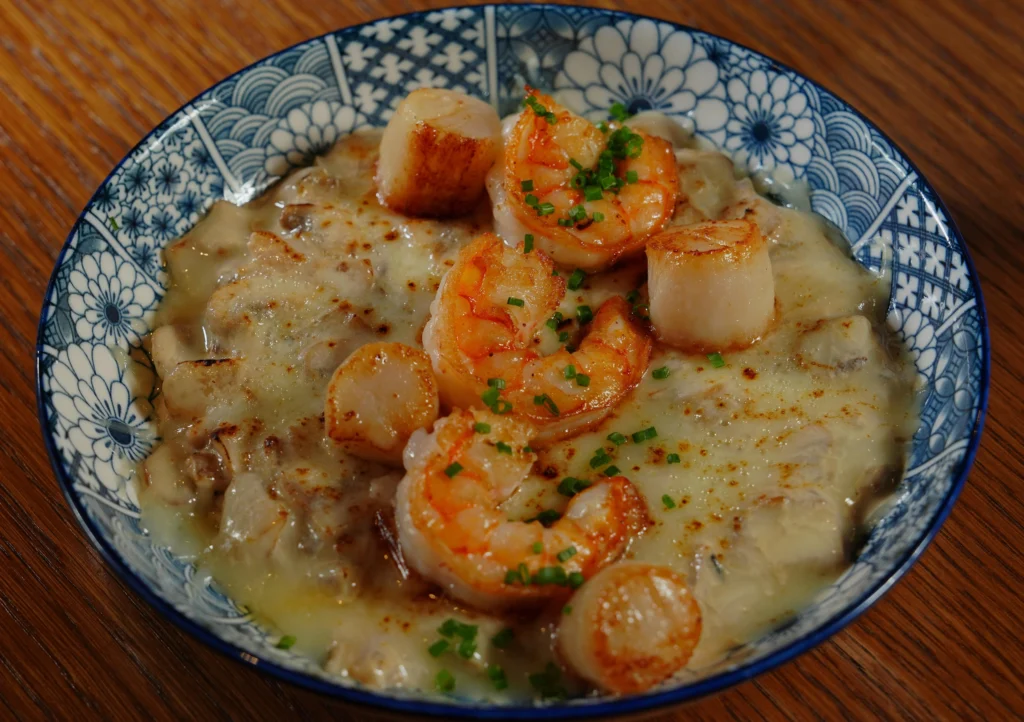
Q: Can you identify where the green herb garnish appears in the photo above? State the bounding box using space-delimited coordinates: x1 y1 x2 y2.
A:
435 669 456 692
444 462 463 478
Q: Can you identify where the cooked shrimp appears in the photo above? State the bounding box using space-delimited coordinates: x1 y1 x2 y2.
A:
325 342 439 465
395 408 649 610
489 90 679 271
557 561 702 694
647 219 776 352
376 88 501 217
422 234 651 442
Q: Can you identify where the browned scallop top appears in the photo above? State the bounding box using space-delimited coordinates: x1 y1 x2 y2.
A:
647 219 765 265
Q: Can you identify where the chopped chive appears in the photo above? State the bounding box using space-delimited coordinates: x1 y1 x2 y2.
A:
563 364 577 379
523 446 533 453
438 619 459 637
428 639 449 657
546 311 563 330
557 477 591 497
567 268 586 290
487 665 509 691
589 450 610 469
496 441 513 455
597 121 609 133
708 352 726 368
532 566 568 585
521 179 534 192
631 426 658 443
557 218 572 227
507 297 525 307
626 289 640 303
435 669 456 692
481 387 500 407
569 158 583 170
575 373 590 387
524 234 534 253
524 95 557 124
530 509 561 527
662 494 676 509
525 193 539 206
529 662 566 699
491 627 515 648
276 635 296 650
583 185 603 202
474 422 491 434
558 330 570 342
537 202 555 216
592 211 605 222
603 465 620 477
533 393 560 416
492 399 513 414
504 568 521 584
556 546 577 563
568 571 585 589
563 605 573 615
625 170 639 184
609 102 631 121
652 366 670 379
576 305 593 324
607 431 627 446
667 453 681 464
456 638 477 659
444 462 463 478
532 541 543 554
487 377 506 389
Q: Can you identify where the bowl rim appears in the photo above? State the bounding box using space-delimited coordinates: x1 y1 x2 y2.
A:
35 3 990 719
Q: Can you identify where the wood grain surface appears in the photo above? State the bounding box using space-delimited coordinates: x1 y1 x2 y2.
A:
1 1 1021 719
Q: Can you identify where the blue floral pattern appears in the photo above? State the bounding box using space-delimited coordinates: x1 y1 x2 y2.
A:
36 6 987 715
724 69 815 182
67 252 156 347
554 17 728 141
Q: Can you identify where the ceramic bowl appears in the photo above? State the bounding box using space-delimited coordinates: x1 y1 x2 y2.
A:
36 4 989 718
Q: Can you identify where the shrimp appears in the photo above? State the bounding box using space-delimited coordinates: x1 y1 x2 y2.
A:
557 561 702 694
394 408 650 610
646 219 776 352
325 342 439 465
489 90 679 271
422 234 652 443
376 88 502 218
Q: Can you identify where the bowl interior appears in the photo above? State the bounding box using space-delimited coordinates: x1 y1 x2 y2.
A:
37 4 987 718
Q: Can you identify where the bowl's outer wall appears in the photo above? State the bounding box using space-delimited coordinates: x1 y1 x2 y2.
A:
36 4 988 719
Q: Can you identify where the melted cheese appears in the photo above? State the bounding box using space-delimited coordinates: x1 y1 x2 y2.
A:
138 127 916 703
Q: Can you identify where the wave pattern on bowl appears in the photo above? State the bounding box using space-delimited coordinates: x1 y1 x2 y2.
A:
37 4 986 716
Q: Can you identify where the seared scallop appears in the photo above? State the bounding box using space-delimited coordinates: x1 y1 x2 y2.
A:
375 88 501 217
558 561 702 694
647 219 776 352
324 342 439 465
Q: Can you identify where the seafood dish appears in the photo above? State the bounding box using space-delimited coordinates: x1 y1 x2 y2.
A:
139 88 917 702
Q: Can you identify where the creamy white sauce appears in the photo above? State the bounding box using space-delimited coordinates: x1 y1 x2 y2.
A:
138 121 916 703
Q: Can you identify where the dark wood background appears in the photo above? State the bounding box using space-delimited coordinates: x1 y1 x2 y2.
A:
1 1 1021 719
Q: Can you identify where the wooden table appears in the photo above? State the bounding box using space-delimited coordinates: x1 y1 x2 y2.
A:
1 0 1021 719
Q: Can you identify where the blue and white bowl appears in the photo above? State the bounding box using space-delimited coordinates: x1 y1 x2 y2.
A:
36 5 989 718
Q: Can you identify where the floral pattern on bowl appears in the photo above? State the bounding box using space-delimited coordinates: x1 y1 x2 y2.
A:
36 5 988 719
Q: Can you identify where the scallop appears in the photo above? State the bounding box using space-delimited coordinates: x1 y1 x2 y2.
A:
324 342 439 465
375 88 501 217
646 219 776 352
